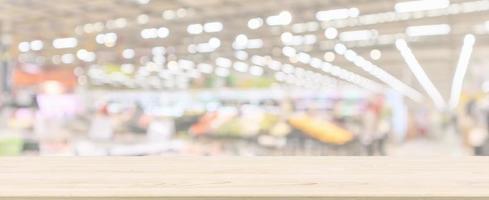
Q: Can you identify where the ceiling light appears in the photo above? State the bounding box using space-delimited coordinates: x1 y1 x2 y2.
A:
137 14 149 24
315 8 360 21
176 8 187 18
395 0 450 13
216 57 232 68
30 40 43 51
334 43 347 55
267 60 281 71
281 32 293 44
162 10 176 20
18 42 30 52
339 30 378 41
76 49 96 62
247 39 264 49
233 34 248 49
233 62 249 72
337 44 422 102
235 51 248 61
61 53 75 64
141 28 158 39
249 66 264 76
204 22 223 33
208 37 221 48
449 34 476 109
215 67 230 77
152 47 166 55
137 0 150 5
370 49 382 60
251 55 266 66
406 24 451 37
157 27 170 38
323 52 335 62
52 37 78 49
248 18 263 29
396 39 445 108
266 11 292 26
324 27 338 39
179 59 195 70
297 52 311 64
282 46 296 57
187 24 203 35
122 49 135 59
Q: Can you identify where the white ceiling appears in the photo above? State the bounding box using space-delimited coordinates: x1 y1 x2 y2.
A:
1 0 489 105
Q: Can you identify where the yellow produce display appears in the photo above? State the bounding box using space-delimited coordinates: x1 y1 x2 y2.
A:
288 114 353 145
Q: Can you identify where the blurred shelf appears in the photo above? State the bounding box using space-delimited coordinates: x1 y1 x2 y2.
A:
1 157 489 199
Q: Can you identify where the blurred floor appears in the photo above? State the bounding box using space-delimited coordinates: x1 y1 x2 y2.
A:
388 132 471 156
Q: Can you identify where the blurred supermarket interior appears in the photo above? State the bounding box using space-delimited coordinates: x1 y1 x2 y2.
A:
1 0 489 156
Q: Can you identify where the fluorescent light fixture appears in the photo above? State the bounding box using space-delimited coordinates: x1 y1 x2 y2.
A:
122 49 135 59
52 37 78 49
216 57 232 68
324 27 338 39
370 49 382 60
233 34 248 49
152 47 166 55
162 10 176 20
337 43 422 102
187 24 203 35
18 42 30 52
141 28 158 39
30 40 43 51
449 34 476 109
395 0 450 13
247 39 263 49
76 49 96 62
282 46 296 57
233 34 263 50
235 51 248 60
323 52 335 62
339 30 378 41
315 8 359 21
157 27 170 38
61 53 75 64
396 39 445 108
334 43 347 55
249 66 264 76
280 49 384 92
208 37 221 49
406 24 451 37
248 18 263 29
204 22 223 33
137 14 149 24
266 11 292 26
233 61 249 72
251 55 266 66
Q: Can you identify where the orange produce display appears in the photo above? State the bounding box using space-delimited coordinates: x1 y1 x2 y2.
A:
288 115 354 145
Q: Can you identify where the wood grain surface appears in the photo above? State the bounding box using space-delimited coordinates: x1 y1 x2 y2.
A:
0 157 488 200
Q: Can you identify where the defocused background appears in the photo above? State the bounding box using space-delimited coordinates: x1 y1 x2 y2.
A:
0 0 488 156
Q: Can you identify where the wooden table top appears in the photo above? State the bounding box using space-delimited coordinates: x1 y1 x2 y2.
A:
0 157 488 199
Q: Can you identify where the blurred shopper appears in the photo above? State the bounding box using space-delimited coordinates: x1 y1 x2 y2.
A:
361 95 389 156
128 102 149 133
88 103 113 141
464 97 489 155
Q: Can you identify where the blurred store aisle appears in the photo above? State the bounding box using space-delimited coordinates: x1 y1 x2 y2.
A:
388 132 471 156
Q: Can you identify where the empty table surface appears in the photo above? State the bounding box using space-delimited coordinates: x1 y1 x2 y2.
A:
0 157 488 199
